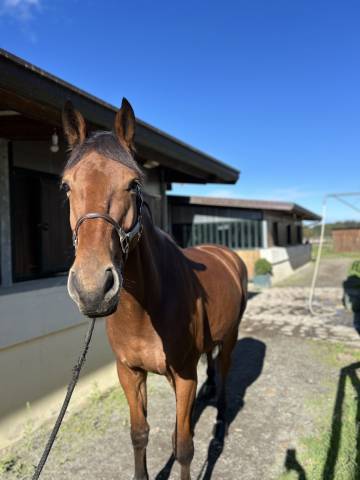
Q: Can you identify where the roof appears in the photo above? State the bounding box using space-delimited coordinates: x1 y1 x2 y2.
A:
0 49 239 184
169 195 321 221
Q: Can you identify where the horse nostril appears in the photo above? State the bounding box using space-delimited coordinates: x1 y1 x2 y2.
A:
104 268 115 295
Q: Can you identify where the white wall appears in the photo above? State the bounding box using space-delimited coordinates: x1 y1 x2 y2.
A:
260 244 312 281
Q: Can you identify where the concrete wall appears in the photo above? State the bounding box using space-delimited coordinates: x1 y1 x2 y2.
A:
260 244 312 282
0 281 118 447
236 244 311 282
0 139 12 286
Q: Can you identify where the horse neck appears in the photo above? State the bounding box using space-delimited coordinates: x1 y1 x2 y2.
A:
123 210 163 304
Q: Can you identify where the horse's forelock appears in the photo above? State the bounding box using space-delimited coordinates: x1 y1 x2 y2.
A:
63 131 144 181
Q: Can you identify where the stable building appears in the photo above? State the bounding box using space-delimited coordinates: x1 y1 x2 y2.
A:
169 195 321 278
0 49 238 446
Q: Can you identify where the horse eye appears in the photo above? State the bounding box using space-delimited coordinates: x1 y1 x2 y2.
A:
61 182 70 193
127 180 139 192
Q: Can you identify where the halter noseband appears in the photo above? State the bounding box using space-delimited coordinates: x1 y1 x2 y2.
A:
72 184 143 260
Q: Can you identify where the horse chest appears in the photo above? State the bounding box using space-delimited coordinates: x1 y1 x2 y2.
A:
119 342 167 375
107 319 167 374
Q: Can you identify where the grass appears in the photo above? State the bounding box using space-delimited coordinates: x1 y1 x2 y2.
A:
0 376 165 478
278 341 360 480
0 382 130 478
312 243 360 261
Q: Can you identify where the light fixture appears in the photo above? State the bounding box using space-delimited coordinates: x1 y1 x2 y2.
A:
50 129 59 153
143 159 159 169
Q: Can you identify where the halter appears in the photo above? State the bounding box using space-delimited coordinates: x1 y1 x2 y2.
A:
72 184 143 260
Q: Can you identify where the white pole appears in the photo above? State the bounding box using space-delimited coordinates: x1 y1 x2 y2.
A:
308 196 327 315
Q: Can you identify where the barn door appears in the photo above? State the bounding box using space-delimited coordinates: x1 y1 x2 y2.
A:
40 176 73 273
12 170 41 280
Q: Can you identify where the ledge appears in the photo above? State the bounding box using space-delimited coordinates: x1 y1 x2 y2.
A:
0 276 85 351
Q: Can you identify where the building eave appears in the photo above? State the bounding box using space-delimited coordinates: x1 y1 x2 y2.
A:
0 49 239 184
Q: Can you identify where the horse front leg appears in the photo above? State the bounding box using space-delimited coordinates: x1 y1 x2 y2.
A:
173 371 197 480
116 361 149 480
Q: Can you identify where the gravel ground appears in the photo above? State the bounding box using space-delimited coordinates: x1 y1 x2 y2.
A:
0 334 338 480
1 326 355 479
1 258 359 479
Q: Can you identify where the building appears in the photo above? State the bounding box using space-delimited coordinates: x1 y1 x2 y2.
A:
0 49 238 446
169 195 321 278
332 228 360 253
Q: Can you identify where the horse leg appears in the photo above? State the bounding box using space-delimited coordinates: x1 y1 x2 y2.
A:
173 371 197 480
216 329 237 427
202 352 217 398
116 361 149 480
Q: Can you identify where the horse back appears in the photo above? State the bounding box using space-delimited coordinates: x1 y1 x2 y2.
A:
182 243 248 351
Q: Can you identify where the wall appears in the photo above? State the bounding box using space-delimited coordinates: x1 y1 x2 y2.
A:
12 140 67 175
264 212 301 247
235 249 260 278
332 229 360 253
260 244 312 282
0 278 119 447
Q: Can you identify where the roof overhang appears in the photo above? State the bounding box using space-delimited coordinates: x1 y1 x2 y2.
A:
169 195 321 221
0 49 239 184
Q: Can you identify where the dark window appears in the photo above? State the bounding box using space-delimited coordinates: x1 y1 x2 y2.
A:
11 168 73 281
287 225 292 245
272 222 279 246
297 225 303 244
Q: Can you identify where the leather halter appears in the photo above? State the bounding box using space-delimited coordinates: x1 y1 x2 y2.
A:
72 184 143 259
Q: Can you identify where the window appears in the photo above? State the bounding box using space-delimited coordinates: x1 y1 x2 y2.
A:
297 225 303 244
272 222 279 246
287 224 292 245
11 168 73 281
173 219 263 249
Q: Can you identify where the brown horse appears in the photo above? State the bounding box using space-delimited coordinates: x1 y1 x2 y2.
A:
61 98 248 480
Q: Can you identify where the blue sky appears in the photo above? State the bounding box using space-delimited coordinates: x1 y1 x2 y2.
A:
1 0 360 222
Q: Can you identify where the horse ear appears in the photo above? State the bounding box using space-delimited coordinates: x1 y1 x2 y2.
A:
114 98 136 151
62 101 87 148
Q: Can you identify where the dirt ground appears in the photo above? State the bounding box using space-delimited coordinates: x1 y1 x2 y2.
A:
0 333 341 480
1 263 359 479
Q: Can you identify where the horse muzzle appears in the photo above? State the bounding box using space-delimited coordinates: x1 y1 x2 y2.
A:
67 265 122 317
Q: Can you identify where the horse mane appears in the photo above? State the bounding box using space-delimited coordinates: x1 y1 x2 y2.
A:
64 130 144 182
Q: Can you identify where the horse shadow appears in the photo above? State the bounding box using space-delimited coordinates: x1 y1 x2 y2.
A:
282 361 360 480
155 336 266 480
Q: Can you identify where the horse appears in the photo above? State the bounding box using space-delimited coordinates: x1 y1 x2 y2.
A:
61 98 248 480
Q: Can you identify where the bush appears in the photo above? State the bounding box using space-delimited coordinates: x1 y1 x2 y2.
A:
254 258 272 276
348 260 360 279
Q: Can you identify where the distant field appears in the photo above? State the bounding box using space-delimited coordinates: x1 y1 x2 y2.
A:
311 243 360 260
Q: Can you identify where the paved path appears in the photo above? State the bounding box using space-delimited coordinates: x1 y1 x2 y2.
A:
274 257 354 288
243 287 359 346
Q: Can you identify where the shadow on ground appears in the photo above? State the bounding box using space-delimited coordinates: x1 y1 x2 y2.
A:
283 361 360 480
155 337 266 480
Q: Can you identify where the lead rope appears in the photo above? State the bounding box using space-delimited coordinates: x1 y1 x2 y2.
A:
31 318 96 480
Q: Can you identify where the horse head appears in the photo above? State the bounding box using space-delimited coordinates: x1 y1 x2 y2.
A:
62 98 143 317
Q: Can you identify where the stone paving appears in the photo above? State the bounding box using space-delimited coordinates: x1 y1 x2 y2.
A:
242 287 360 346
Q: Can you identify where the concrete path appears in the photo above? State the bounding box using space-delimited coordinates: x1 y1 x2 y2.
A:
274 257 354 288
